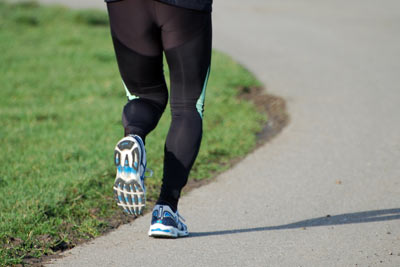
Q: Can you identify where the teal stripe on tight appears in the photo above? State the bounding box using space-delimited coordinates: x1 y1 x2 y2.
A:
123 80 139 101
196 67 211 119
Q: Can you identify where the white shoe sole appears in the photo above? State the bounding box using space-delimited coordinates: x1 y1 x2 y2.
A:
113 136 146 216
148 223 189 238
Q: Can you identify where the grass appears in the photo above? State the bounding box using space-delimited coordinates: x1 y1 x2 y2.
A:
0 1 266 265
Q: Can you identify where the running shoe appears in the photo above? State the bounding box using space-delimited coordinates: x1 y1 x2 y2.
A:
113 135 147 216
148 204 189 238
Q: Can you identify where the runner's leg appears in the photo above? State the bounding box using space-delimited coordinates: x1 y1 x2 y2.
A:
107 0 168 141
108 1 212 213
155 2 212 211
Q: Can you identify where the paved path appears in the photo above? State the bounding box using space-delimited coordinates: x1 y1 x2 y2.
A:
42 0 400 266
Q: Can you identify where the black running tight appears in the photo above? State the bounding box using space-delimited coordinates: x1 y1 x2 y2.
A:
107 0 212 212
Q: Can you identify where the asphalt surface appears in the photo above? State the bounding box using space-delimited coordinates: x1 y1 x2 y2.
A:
40 0 400 266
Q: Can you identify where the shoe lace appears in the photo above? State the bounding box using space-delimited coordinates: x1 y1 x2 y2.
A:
144 168 153 179
176 211 186 222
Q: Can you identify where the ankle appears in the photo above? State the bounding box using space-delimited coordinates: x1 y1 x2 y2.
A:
156 200 178 213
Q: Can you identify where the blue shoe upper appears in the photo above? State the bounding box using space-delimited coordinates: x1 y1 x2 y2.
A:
131 135 146 183
150 205 187 231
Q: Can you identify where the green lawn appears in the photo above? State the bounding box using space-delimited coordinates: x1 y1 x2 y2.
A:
0 1 266 265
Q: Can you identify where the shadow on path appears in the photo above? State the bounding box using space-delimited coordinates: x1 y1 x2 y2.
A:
189 208 400 238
